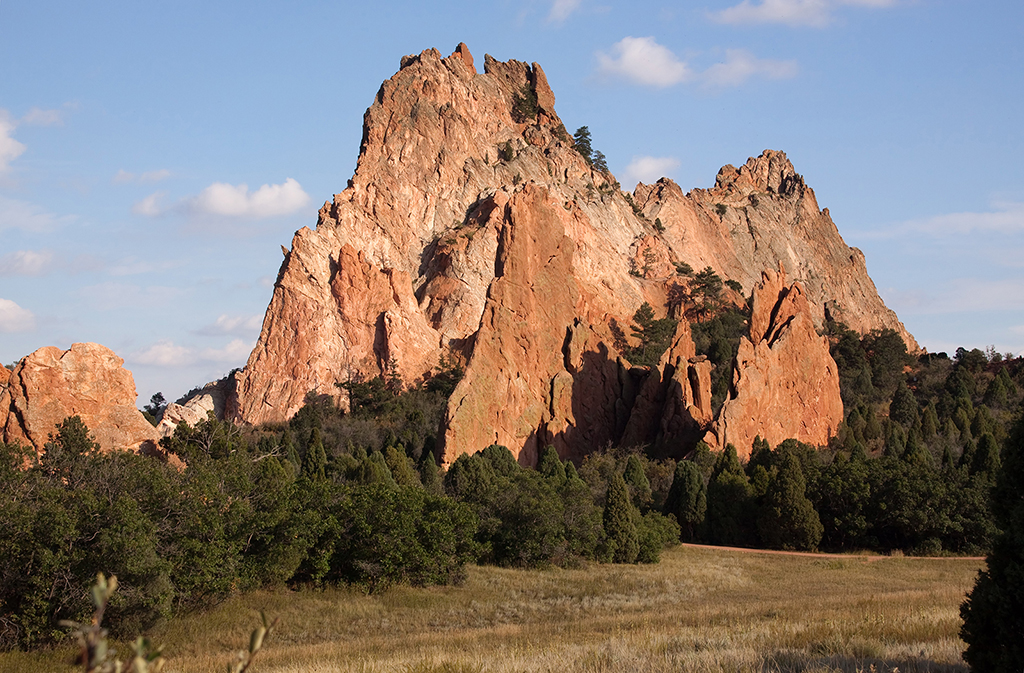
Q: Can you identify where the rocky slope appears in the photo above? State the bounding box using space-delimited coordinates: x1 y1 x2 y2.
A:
231 44 907 464
0 343 159 454
633 154 916 350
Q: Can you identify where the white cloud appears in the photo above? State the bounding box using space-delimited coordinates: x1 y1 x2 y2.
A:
130 340 197 367
0 298 36 333
701 49 798 88
129 338 253 368
0 249 55 276
597 37 693 88
186 178 310 218
0 111 26 172
195 314 263 337
132 191 167 216
709 0 897 28
21 107 63 126
596 39 796 89
0 195 74 232
200 339 253 363
622 156 682 186
548 0 582 22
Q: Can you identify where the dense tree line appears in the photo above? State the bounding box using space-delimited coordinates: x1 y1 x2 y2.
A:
0 373 680 650
3 316 1020 653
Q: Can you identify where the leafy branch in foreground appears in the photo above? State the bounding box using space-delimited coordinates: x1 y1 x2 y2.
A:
63 573 275 673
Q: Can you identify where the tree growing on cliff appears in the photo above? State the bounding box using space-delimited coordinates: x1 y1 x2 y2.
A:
628 302 677 368
960 412 1024 672
573 126 593 165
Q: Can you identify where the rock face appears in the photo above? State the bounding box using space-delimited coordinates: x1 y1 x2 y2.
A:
709 265 844 459
0 343 159 454
632 152 917 352
157 376 237 438
232 43 910 463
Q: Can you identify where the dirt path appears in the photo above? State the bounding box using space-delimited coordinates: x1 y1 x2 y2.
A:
679 542 986 562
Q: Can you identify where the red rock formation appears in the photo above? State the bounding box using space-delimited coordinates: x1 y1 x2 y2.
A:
231 43 906 463
709 265 844 459
633 152 917 352
0 343 159 454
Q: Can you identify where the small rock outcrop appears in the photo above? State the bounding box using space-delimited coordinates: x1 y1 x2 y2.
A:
156 376 237 437
0 343 159 454
229 43 908 463
709 265 844 459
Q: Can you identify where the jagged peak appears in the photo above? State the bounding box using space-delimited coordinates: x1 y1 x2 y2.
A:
714 149 805 196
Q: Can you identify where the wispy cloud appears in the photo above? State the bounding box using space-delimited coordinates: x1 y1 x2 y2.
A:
0 195 75 232
194 314 263 337
702 49 798 88
863 202 1024 239
596 38 797 89
129 340 197 367
134 178 310 220
21 107 64 126
0 250 55 276
132 191 167 216
0 111 26 172
622 156 682 186
0 107 65 172
709 0 898 28
886 278 1024 315
0 298 36 333
114 168 172 185
547 0 582 23
78 282 183 311
129 338 253 367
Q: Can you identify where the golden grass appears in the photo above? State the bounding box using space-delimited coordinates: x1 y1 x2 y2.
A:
3 545 982 673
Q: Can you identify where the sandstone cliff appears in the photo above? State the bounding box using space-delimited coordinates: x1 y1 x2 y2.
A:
0 343 159 454
707 265 845 459
232 43 909 463
632 153 916 351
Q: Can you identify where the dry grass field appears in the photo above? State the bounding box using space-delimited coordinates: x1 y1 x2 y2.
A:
1 545 983 673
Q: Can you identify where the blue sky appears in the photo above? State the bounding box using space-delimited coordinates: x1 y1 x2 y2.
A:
1 0 1022 404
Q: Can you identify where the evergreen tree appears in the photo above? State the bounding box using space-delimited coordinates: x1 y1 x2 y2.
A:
884 422 907 458
538 445 566 484
623 454 652 509
573 126 593 164
972 432 1002 482
889 379 919 429
921 401 939 439
756 449 823 551
357 450 396 486
603 473 639 563
303 428 327 482
705 445 755 546
664 460 706 541
961 413 1024 672
419 453 442 494
863 407 883 441
384 445 421 487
